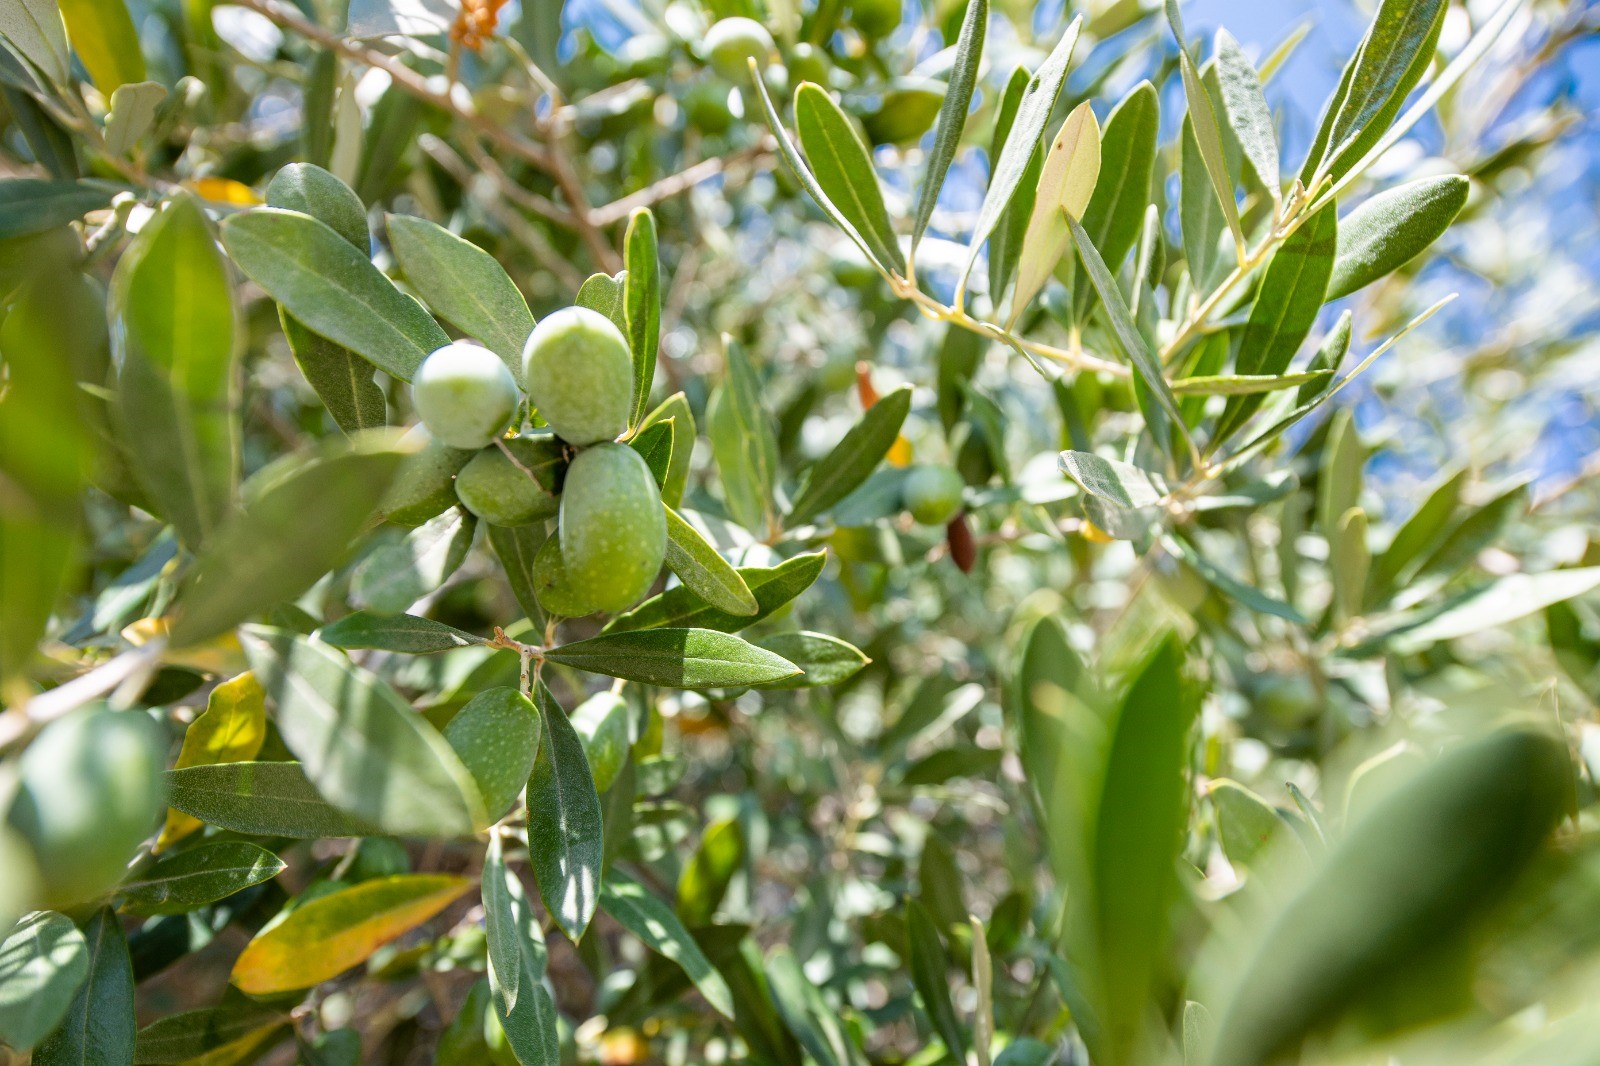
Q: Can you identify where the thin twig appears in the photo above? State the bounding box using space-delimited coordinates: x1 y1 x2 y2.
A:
590 145 774 227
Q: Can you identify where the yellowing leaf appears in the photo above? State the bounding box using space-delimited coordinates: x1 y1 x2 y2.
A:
122 616 244 675
887 436 913 467
156 672 267 850
188 177 262 206
1009 101 1102 325
231 874 471 995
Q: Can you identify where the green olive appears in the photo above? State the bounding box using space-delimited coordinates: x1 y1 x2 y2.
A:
1253 672 1322 728
787 42 831 86
558 443 667 612
704 17 776 80
902 464 965 526
454 435 565 527
683 81 737 135
521 307 634 446
443 688 541 822
412 341 521 450
571 691 631 793
380 425 475 527
532 534 600 617
847 0 900 38
862 78 944 145
7 706 166 907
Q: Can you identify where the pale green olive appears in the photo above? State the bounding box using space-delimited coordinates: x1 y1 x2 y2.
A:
902 464 965 526
521 307 633 446
558 443 667 612
412 341 521 449
454 435 565 527
705 17 776 80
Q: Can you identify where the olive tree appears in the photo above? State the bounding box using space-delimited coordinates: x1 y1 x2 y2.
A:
0 0 1597 1062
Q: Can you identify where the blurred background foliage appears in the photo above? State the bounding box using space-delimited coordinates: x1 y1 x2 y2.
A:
1 0 1599 1062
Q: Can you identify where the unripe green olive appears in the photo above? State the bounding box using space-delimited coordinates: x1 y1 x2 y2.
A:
902 464 965 526
443 688 541 822
454 435 565 527
787 42 831 86
571 691 631 793
847 0 900 38
862 78 944 145
683 81 737 135
412 341 521 450
704 17 776 80
521 307 633 446
558 443 667 613
1253 672 1322 728
380 425 475 526
7 706 166 907
532 534 599 617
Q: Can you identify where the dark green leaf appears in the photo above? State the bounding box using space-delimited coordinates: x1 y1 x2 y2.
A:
488 522 549 624
640 392 695 508
707 337 778 533
623 208 661 427
241 626 484 836
1073 81 1159 317
319 610 488 653
755 631 867 688
387 214 535 374
483 833 522 1013
794 83 904 275
1328 175 1468 300
0 178 116 238
164 762 381 838
906 899 965 1054
786 385 912 527
630 419 674 489
665 506 760 616
117 843 284 915
677 818 743 928
1171 19 1243 255
958 15 1084 297
1368 465 1465 596
910 0 986 249
605 552 825 634
280 309 387 435
1214 202 1337 444
545 628 801 688
32 908 134 1066
985 67 1041 304
766 946 867 1066
265 163 367 250
601 870 735 1018
526 684 604 941
133 1003 287 1064
112 193 238 550
169 432 410 648
221 208 448 381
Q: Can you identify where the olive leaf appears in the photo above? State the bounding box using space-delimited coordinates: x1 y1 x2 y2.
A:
604 552 826 634
319 610 488 653
755 631 869 688
526 683 604 942
1167 1 1243 256
623 207 661 427
164 762 381 839
31 908 135 1066
906 899 966 1055
665 505 760 616
56 0 144 90
1328 175 1468 300
545 628 801 688
1009 101 1100 326
985 67 1042 305
786 384 912 527
1072 81 1159 318
600 869 735 1018
0 911 89 1052
118 843 286 915
1213 30 1279 198
909 0 987 251
795 82 905 276
266 163 367 250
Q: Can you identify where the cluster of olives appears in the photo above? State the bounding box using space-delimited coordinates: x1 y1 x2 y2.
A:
407 308 666 617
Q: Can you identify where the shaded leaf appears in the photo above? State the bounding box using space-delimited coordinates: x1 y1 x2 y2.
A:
786 385 912 527
157 672 267 849
755 631 868 688
0 911 88 1053
1214 30 1279 196
388 214 535 374
119 843 285 916
133 1003 287 1065
906 899 965 1054
32 908 134 1066
526 683 604 942
665 505 760 616
319 611 488 653
165 762 380 838
482 833 522 1013
707 337 778 532
601 869 735 1018
605 552 825 634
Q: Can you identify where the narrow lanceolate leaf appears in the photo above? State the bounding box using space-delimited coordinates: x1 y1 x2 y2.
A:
1059 452 1167 509
601 870 735 1018
1170 371 1331 396
0 911 88 1052
32 908 134 1066
665 506 760 616
1384 568 1600 652
56 0 144 89
483 834 521 1013
319 610 489 654
112 193 239 551
1214 30 1279 197
958 15 1084 297
221 208 449 381
352 506 476 615
1072 81 1159 317
118 843 285 915
708 337 779 533
641 392 695 508
0 178 116 237
0 0 69 83
755 631 869 688
240 626 484 837
1306 0 1447 183
630 419 674 489
231 875 472 995
1065 214 1191 450
526 684 604 942
795 83 905 275
1176 46 1243 255
906 900 966 1055
624 208 661 427
1010 101 1101 324
787 385 912 527
1369 466 1466 596
164 762 381 839
767 946 868 1066
387 214 535 374
1214 202 1337 444
169 431 411 648
1181 115 1228 293
157 672 267 849
545 628 802 688
986 67 1040 304
1328 175 1468 300
910 0 987 249
266 163 367 250
132 1003 287 1065
1088 636 1199 1065
605 552 826 634
281 310 387 435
